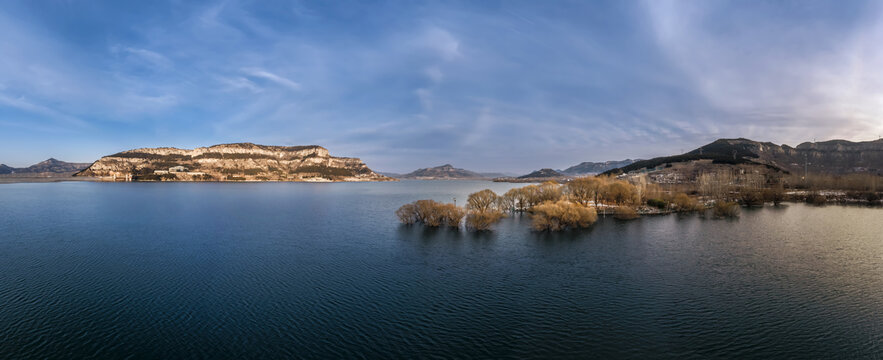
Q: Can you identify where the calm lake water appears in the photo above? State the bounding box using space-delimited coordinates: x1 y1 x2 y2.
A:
1 180 881 359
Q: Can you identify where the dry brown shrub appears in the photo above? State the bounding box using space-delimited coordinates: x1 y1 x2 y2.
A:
713 201 740 218
466 210 506 231
613 207 639 220
673 193 702 212
805 192 827 206
438 203 466 227
395 203 418 224
763 186 785 205
401 199 466 227
530 201 598 231
739 189 765 207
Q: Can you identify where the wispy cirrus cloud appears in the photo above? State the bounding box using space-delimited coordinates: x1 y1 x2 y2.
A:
241 68 301 90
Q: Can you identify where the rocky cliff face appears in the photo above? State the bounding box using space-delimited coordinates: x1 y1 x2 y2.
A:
702 138 883 174
76 143 394 182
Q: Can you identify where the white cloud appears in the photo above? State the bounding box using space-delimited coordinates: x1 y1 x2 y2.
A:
424 66 444 83
0 93 88 128
114 46 173 70
420 27 461 61
242 67 301 90
217 76 263 93
642 0 883 143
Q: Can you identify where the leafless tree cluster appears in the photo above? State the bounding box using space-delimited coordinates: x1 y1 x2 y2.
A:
396 199 465 227
530 201 598 231
465 189 507 231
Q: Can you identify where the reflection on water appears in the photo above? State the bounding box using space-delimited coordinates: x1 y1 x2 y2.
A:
0 181 881 359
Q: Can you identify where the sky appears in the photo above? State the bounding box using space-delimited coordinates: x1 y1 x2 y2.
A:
1 0 882 172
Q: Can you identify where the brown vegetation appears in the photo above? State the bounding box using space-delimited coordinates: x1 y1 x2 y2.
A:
466 211 506 231
397 165 876 232
465 189 507 231
739 189 765 207
672 193 702 212
397 200 465 227
602 181 637 206
805 192 827 206
763 186 785 205
565 177 603 207
467 189 499 212
530 201 598 231
785 173 880 192
713 201 740 218
613 207 639 220
395 203 419 224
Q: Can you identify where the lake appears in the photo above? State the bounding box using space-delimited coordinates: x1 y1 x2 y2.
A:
1 180 881 358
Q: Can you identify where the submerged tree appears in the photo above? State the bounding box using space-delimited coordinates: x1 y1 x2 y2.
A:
395 203 419 224
466 211 506 231
501 187 530 212
397 199 464 227
530 201 598 231
465 189 506 231
712 201 740 218
467 189 500 213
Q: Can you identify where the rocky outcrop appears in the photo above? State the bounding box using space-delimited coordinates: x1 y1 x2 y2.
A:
75 143 394 182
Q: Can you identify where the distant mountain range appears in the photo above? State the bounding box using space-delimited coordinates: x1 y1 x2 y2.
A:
559 159 638 175
518 168 564 179
399 164 482 179
0 158 91 175
604 138 883 175
395 164 511 179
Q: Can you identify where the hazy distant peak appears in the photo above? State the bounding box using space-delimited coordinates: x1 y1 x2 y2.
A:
400 164 484 179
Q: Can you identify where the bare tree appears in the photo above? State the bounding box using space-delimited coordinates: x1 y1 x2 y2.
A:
565 177 602 207
467 189 500 212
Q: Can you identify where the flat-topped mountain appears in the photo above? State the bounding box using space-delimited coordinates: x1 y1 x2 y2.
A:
399 164 484 179
75 143 394 182
0 158 91 175
604 138 883 175
560 159 638 175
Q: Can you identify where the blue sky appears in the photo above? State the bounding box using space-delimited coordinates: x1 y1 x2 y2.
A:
1 0 882 172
